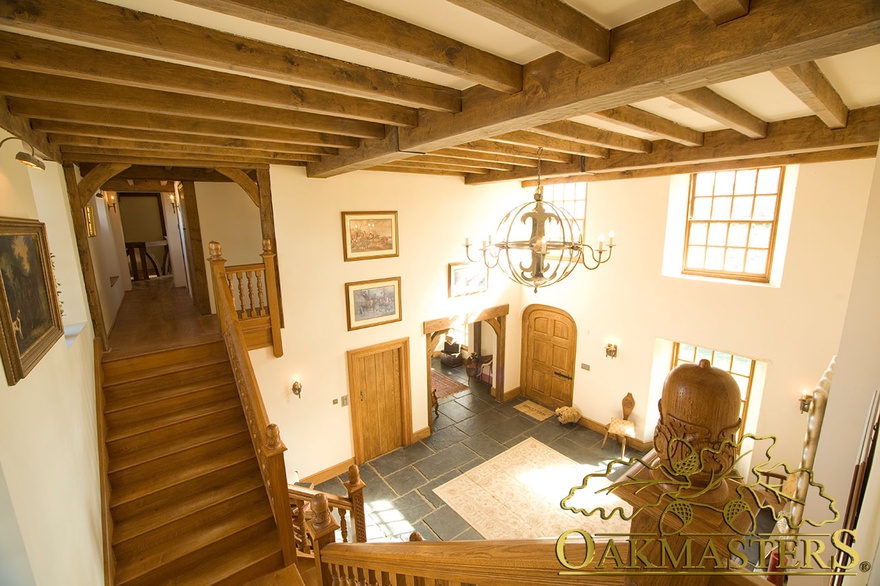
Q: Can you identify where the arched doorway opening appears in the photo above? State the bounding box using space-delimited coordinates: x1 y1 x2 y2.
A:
521 304 577 410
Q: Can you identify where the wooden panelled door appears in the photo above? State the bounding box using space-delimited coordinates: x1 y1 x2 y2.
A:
521 305 577 410
347 338 412 464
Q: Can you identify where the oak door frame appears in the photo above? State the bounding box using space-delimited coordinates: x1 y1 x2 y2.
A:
346 337 413 465
423 304 509 431
520 303 578 408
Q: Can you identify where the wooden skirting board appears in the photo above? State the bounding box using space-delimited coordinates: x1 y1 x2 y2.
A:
502 386 521 401
412 427 430 442
300 458 355 486
578 416 652 452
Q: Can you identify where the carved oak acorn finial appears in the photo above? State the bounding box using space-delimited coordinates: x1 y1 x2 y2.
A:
311 493 331 529
208 240 223 260
262 238 273 254
653 358 742 486
348 464 360 485
266 423 280 450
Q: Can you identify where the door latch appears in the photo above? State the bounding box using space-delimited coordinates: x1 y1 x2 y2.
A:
554 371 572 380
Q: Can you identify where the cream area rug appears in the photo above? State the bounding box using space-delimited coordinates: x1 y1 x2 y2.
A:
434 438 631 539
513 399 554 421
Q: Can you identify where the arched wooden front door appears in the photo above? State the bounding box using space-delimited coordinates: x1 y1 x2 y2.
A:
521 304 577 410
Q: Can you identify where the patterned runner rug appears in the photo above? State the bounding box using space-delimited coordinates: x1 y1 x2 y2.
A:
434 437 631 539
431 370 468 399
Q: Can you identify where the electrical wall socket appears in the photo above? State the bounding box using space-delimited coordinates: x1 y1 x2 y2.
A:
341 395 349 406
581 363 590 371
332 398 339 405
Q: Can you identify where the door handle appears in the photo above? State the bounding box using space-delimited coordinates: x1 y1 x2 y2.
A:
554 371 572 380
360 389 364 401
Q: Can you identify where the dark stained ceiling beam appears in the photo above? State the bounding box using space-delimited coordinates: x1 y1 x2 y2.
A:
772 61 850 128
445 0 609 65
0 0 459 113
175 0 523 93
667 87 768 138
308 0 879 176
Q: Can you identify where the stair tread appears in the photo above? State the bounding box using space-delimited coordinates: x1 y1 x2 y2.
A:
103 352 231 387
108 417 249 473
110 434 255 507
106 395 242 441
102 338 224 366
113 469 264 544
115 499 277 585
104 373 237 413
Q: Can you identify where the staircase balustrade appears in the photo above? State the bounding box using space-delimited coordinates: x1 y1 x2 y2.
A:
289 465 368 557
212 239 282 357
209 241 297 566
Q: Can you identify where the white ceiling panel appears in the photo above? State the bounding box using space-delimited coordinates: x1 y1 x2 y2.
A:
709 72 814 122
817 45 880 109
568 115 659 141
630 98 727 132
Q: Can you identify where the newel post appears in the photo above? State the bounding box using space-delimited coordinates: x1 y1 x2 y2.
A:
265 425 298 565
306 493 340 586
261 238 283 357
345 464 367 543
208 241 228 329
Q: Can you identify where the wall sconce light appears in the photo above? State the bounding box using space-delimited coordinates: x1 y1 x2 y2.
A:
107 193 117 212
168 193 179 214
799 389 813 414
0 137 46 171
291 378 302 398
605 343 618 358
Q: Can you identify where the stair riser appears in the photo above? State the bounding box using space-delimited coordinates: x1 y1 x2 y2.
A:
102 340 227 384
109 436 255 507
111 458 261 524
104 373 236 414
104 361 233 407
117 518 281 586
106 384 239 432
112 470 265 544
114 487 270 563
108 420 251 474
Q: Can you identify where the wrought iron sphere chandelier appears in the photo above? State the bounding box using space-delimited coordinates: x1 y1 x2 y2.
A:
464 149 615 292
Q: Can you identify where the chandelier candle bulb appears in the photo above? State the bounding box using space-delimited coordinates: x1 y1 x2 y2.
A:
465 235 470 247
609 231 615 246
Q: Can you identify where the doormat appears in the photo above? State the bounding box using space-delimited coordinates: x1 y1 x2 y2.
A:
434 438 631 539
431 370 468 399
513 400 554 421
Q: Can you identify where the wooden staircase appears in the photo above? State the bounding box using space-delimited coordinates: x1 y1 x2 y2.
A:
101 338 288 585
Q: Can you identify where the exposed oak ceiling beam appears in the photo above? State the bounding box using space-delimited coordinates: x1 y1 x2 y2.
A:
445 0 609 65
772 61 850 129
0 33 417 127
667 87 768 139
59 145 321 164
465 105 880 184
101 179 177 193
64 152 282 169
530 120 652 153
454 140 572 163
431 148 538 168
83 165 242 183
491 131 609 158
584 107 705 147
175 0 523 93
0 0 459 112
308 0 880 177
691 0 750 24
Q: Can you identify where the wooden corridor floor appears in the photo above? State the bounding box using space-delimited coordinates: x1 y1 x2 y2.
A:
105 277 220 359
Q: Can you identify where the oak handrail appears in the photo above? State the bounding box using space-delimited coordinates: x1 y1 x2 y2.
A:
95 337 116 586
289 464 367 555
209 240 297 565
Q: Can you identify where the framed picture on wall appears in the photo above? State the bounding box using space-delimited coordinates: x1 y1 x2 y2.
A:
0 218 63 385
448 262 488 297
345 277 402 331
341 211 399 261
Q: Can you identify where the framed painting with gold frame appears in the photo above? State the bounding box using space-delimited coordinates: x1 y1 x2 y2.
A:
0 217 63 385
345 277 402 331
341 211 399 261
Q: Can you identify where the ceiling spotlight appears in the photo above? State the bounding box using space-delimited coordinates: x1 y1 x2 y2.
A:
0 137 46 171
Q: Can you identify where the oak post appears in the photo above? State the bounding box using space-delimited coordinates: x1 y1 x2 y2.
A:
62 164 109 348
208 241 228 333
261 238 283 357
306 493 341 586
266 443 299 565
179 182 212 314
256 168 284 327
345 464 368 543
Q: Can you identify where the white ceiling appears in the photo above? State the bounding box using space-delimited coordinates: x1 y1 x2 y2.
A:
85 0 880 143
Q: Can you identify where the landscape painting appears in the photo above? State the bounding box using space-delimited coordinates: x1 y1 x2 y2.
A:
448 262 489 297
0 218 63 385
345 277 402 331
342 211 399 261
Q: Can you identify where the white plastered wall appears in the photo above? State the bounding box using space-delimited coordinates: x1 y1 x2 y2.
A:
200 166 526 478
0 135 103 585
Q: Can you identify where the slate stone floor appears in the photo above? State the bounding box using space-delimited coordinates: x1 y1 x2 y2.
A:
314 359 641 542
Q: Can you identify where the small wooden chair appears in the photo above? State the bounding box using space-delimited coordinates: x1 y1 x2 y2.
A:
602 392 636 458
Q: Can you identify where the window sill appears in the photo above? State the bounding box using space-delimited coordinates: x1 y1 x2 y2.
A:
664 272 779 289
